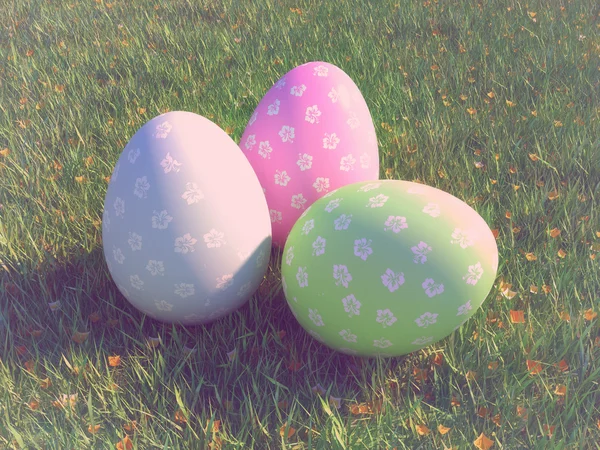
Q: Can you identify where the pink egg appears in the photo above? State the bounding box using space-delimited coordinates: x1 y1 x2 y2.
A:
240 61 379 247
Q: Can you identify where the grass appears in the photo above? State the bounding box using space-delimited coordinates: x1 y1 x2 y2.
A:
0 0 599 448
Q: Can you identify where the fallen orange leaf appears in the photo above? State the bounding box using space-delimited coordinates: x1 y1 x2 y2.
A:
474 432 494 450
277 400 289 409
28 399 40 410
488 361 499 371
40 378 51 389
24 359 35 373
543 424 555 437
554 384 566 396
432 353 444 366
584 309 597 321
548 190 559 200
492 414 501 426
542 284 551 294
116 436 133 450
555 359 569 372
526 359 543 375
122 421 137 432
88 424 101 434
510 310 525 324
72 331 90 344
451 397 461 407
557 249 567 258
438 424 451 435
416 424 430 435
174 409 187 425
108 355 121 367
280 425 296 439
516 405 528 419
525 252 537 261
549 228 561 238
477 407 488 418
530 285 538 294
559 311 570 322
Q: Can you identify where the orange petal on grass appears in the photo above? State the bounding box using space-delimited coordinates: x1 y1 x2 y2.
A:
525 252 537 261
510 310 526 323
28 399 40 410
72 331 90 344
277 400 289 409
559 311 570 322
88 424 101 434
555 359 569 372
40 378 52 389
584 309 597 321
116 436 133 450
174 409 187 425
122 421 137 432
280 425 296 439
108 355 121 367
548 190 559 200
491 229 499 239
465 370 477 381
492 414 501 426
557 249 567 258
432 353 444 366
451 397 461 407
542 284 551 294
488 361 499 371
24 359 35 373
549 228 561 238
554 384 567 396
543 424 555 437
477 407 488 418
474 432 494 450
516 405 528 419
526 359 543 375
416 424 431 435
438 424 451 435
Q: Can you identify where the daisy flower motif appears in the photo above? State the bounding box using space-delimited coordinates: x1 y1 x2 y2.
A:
305 105 321 124
381 269 405 292
411 336 434 346
301 219 315 235
354 238 373 261
411 241 432 264
333 264 352 288
290 84 306 96
384 216 408 232
328 87 339 103
373 338 392 349
181 182 204 205
342 294 361 317
422 203 441 217
308 308 324 326
130 275 144 290
339 329 357 343
155 300 173 311
367 194 389 208
297 153 313 171
113 247 125 264
313 65 328 77
274 169 291 186
203 229 226 248
285 246 294 265
291 193 307 209
267 99 280 116
270 209 283 224
313 177 330 193
415 312 438 328
347 113 360 129
463 262 483 285
127 148 140 164
422 278 444 297
133 176 150 198
128 232 142 251
155 121 172 139
296 266 308 287
376 309 397 328
245 134 256 150
258 141 273 159
160 152 182 173
358 183 381 192
457 300 472 316
323 132 340 149
174 233 197 254
114 197 125 217
174 283 195 298
451 228 476 249
360 153 371 169
151 209 172 230
279 125 295 143
216 274 234 290
146 260 164 276
334 214 352 230
248 111 258 127
325 198 342 212
340 154 356 171
274 78 286 89
312 236 326 256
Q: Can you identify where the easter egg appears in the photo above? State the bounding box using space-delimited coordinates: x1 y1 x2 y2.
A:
281 180 499 357
102 111 272 325
240 61 379 248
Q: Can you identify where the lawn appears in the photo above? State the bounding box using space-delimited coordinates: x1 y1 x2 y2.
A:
1 0 599 448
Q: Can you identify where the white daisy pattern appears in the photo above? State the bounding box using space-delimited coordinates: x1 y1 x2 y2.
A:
130 275 144 290
160 152 182 173
174 233 197 254
377 309 397 328
274 170 291 186
325 198 342 212
340 154 356 171
342 294 361 317
347 113 360 129
296 266 308 288
174 283 195 298
155 300 173 311
128 232 142 251
333 264 352 288
328 87 338 103
412 336 434 346
270 209 283 224
354 238 373 261
358 182 381 192
146 260 164 276
181 182 204 205
415 312 438 328
291 193 307 209
339 329 357 343
237 281 253 298
245 134 256 150
279 125 295 143
114 197 125 217
457 300 472 316
360 153 371 169
463 262 484 285
312 236 326 256
274 78 286 89
451 228 476 249
127 148 140 164
267 99 280 115
384 216 408 232
313 65 328 77
381 269 405 292
323 132 340 149
203 229 226 248
411 241 432 264
216 274 234 290
297 153 313 171
367 194 389 208
334 214 352 230
313 177 330 193
422 278 444 297
152 210 172 230
285 246 294 266
258 141 273 159
113 247 125 264
422 203 441 217
290 84 306 96
308 308 324 326
155 121 172 139
373 338 392 349
248 111 258 127
301 219 315 235
305 105 321 124
133 176 150 198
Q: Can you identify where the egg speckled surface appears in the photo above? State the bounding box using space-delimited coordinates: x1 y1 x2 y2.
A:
281 180 499 357
240 61 380 248
102 111 272 325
